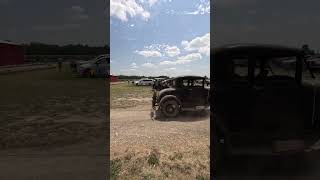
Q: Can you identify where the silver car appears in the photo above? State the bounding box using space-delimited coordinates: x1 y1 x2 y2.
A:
78 54 109 77
135 79 154 86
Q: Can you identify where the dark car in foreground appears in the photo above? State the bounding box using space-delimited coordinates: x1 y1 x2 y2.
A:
211 44 320 175
152 76 210 118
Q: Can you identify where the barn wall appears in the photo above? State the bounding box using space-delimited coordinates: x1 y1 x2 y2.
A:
110 76 118 82
0 43 25 66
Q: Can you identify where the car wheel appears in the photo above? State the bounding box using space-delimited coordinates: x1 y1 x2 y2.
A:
160 98 180 117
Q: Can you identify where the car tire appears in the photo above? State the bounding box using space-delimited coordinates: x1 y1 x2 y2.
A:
160 96 180 117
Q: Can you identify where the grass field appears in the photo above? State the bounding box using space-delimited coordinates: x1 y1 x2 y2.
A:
111 82 153 109
0 65 107 149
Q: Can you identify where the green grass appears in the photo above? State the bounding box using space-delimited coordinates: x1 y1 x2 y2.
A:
147 149 160 167
110 159 122 180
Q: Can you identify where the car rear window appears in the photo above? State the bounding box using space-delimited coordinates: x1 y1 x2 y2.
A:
182 79 204 87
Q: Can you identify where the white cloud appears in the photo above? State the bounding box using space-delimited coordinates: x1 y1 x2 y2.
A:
159 53 202 65
186 1 210 15
182 33 210 56
138 44 180 57
135 50 162 57
167 1 209 16
130 62 138 69
148 0 158 6
141 62 156 68
159 60 177 66
110 0 150 22
164 67 177 71
177 53 202 64
165 46 180 57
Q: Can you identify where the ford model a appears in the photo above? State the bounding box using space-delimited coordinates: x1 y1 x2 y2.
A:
211 44 320 173
152 76 210 118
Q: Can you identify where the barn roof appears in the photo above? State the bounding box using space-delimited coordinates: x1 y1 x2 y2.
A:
0 40 22 46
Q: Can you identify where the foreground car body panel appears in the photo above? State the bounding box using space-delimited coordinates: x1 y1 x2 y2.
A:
211 44 320 157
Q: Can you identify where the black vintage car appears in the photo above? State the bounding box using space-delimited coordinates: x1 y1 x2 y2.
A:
212 44 320 174
152 76 210 118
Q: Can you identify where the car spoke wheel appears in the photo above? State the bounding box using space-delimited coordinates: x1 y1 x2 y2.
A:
160 99 180 117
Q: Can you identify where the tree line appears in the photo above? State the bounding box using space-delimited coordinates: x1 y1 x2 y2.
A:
117 75 169 80
23 42 109 55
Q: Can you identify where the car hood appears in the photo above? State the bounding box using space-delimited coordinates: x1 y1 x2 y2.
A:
79 63 94 69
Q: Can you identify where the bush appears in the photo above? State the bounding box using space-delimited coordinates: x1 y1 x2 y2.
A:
110 159 122 180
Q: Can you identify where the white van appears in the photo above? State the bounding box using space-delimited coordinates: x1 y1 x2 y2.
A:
135 79 154 86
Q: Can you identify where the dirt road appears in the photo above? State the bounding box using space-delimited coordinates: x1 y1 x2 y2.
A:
0 68 108 179
110 103 210 179
0 139 108 180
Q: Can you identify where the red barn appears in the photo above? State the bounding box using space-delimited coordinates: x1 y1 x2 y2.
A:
0 40 25 66
110 74 118 82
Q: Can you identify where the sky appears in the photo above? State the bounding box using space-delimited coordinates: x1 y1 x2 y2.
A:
0 0 108 46
110 0 210 77
213 0 320 51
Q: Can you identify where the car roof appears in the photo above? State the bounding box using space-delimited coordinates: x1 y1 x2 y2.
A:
173 76 206 80
212 43 304 59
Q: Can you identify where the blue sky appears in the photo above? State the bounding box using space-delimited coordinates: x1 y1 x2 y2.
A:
110 0 210 77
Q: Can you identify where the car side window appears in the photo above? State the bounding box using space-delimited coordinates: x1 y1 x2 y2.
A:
182 79 204 87
193 79 204 87
233 59 248 78
182 79 189 87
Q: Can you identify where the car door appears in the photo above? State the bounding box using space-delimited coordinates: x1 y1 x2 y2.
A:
95 57 108 76
188 79 208 106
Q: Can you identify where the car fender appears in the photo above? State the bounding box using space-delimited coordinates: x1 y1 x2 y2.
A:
159 95 182 107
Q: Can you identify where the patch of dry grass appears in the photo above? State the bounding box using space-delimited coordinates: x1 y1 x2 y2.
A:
111 83 153 109
110 147 210 180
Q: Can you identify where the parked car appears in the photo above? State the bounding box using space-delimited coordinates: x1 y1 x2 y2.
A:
152 76 210 118
78 54 109 77
211 44 320 175
135 79 154 86
153 77 167 90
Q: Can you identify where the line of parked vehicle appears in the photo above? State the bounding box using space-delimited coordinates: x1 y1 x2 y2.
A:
70 54 110 77
131 77 166 86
